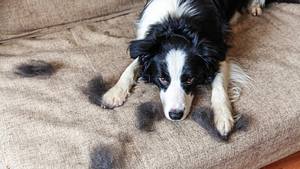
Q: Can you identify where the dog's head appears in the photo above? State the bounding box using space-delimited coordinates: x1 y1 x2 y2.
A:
130 17 227 121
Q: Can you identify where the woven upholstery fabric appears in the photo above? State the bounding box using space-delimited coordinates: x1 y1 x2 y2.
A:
0 3 300 169
0 0 143 41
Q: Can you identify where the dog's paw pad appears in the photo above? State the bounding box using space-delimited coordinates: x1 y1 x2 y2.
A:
101 85 128 109
214 115 234 137
250 4 262 16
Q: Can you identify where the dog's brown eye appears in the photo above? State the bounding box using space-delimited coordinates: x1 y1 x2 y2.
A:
159 77 169 86
185 78 194 85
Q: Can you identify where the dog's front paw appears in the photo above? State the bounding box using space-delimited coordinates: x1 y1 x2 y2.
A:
250 4 262 16
101 85 129 109
214 113 234 137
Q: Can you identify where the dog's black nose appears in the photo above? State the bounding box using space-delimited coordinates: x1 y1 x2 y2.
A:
169 110 184 120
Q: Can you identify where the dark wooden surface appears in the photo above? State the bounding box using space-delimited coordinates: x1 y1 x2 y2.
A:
262 152 300 169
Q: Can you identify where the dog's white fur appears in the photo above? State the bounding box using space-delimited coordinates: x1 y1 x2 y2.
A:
211 61 234 136
160 49 194 120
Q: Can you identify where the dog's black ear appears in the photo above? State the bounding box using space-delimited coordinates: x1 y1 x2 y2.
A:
129 39 158 83
193 39 228 84
129 39 157 60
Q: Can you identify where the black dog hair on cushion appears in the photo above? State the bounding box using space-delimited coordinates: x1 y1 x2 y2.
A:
191 107 249 141
135 102 164 132
83 75 110 107
233 113 250 132
90 147 113 169
191 107 228 141
15 60 60 77
90 135 130 169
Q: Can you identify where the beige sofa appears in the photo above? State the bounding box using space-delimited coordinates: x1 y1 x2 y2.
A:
0 0 300 168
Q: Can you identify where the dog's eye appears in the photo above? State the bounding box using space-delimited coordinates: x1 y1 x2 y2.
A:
184 77 194 85
159 77 169 86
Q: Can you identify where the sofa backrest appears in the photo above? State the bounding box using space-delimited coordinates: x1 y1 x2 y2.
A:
0 0 144 41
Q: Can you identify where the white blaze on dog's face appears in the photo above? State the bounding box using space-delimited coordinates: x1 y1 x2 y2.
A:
159 49 194 121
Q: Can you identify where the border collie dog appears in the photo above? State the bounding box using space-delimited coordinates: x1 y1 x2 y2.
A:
100 0 270 136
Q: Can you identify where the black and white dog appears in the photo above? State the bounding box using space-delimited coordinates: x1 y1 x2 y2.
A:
100 0 297 136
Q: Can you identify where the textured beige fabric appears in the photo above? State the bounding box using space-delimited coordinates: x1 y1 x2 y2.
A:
0 3 300 169
0 0 144 41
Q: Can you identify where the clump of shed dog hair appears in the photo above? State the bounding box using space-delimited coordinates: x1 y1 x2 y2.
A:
191 107 250 141
233 113 250 132
90 147 114 169
83 75 111 107
135 101 164 132
15 60 62 77
90 134 131 169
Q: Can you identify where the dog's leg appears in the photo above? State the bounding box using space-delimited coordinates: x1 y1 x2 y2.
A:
102 58 140 108
249 0 266 16
211 61 234 137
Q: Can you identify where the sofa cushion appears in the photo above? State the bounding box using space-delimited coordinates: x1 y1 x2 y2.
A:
0 0 143 41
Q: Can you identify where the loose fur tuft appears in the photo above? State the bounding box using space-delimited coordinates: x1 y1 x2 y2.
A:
90 147 113 169
135 102 164 132
15 60 61 77
192 107 250 141
83 76 111 107
229 62 252 102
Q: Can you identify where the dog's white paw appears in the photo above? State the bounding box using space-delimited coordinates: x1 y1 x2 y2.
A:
101 85 129 109
214 113 234 137
250 4 262 16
